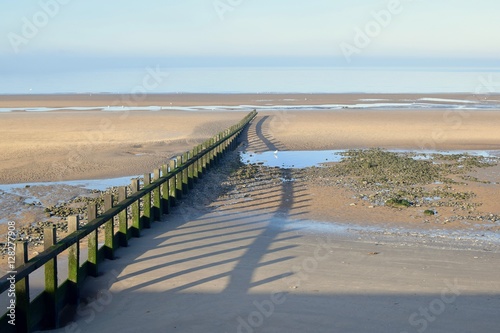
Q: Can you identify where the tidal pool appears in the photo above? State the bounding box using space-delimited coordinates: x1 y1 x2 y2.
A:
240 149 500 169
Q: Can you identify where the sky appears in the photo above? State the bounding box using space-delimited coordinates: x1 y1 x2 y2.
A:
1 0 500 73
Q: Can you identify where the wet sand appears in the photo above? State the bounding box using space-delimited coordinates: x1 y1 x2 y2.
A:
0 110 244 184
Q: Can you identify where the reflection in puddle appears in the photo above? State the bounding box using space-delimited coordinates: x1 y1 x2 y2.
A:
241 150 344 168
241 149 500 169
0 176 139 193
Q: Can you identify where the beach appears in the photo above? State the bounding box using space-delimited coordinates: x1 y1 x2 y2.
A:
1 93 500 232
1 94 500 332
2 93 500 184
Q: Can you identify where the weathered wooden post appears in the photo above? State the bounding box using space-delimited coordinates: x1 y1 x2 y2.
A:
153 169 162 221
203 141 210 171
44 226 58 328
182 153 189 194
131 179 141 237
206 139 212 168
168 160 177 207
87 203 99 277
68 216 80 304
231 126 237 149
204 141 210 171
118 187 128 247
187 150 194 190
197 145 202 176
161 164 170 214
142 173 152 229
227 129 232 149
226 131 231 151
103 195 115 260
15 241 30 333
210 138 216 166
221 131 227 154
175 156 183 199
200 144 207 175
192 147 199 184
215 135 220 162
215 134 221 163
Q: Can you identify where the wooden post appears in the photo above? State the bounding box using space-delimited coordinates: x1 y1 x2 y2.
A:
161 164 170 214
153 169 162 221
206 140 211 169
202 143 209 171
192 147 199 183
209 138 215 166
197 145 204 178
175 156 183 199
131 179 141 237
44 226 58 328
225 130 231 150
216 135 221 162
103 195 115 260
142 173 152 229
187 151 194 189
182 153 189 194
118 187 128 247
202 145 208 174
15 241 30 333
68 216 80 304
220 133 226 155
168 160 177 207
87 203 99 277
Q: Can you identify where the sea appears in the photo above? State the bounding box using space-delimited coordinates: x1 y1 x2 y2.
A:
1 66 499 95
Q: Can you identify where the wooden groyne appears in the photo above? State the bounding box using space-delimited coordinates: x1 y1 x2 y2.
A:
0 110 257 332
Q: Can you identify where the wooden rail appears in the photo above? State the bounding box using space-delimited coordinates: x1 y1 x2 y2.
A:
0 110 257 332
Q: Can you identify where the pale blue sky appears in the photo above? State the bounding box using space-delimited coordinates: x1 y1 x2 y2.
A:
1 0 500 71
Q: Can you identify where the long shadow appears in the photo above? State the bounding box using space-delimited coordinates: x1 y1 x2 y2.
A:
220 166 297 296
243 115 287 153
48 115 500 333
57 115 315 331
50 115 500 333
216 115 307 297
255 116 279 152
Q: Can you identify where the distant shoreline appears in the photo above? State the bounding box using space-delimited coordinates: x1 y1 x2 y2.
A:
1 92 500 108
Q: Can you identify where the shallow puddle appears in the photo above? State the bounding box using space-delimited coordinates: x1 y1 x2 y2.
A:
241 150 344 168
241 149 500 169
0 176 139 193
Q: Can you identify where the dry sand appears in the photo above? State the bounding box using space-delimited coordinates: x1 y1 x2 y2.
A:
0 94 499 332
